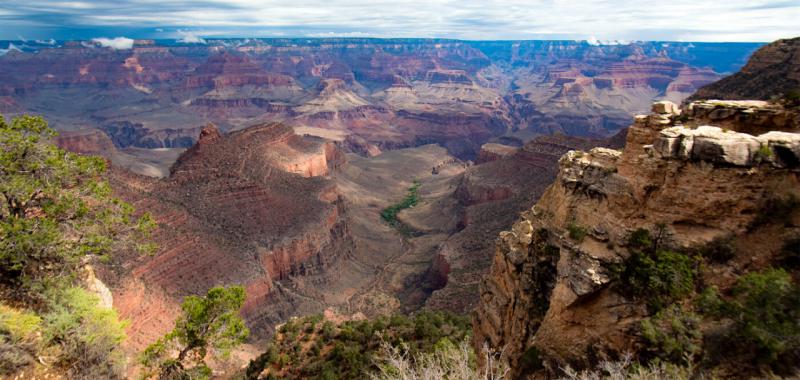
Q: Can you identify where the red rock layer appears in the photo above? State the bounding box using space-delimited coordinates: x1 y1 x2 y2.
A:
103 122 352 347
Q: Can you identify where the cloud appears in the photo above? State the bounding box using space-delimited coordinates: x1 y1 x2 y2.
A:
0 0 798 42
305 31 372 38
91 37 134 49
0 43 22 56
585 36 630 46
177 30 206 44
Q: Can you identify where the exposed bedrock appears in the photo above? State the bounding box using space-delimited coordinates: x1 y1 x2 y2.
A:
472 100 800 378
103 122 354 347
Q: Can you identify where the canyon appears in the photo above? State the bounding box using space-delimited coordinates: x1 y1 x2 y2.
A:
473 37 800 378
0 38 759 173
4 37 791 378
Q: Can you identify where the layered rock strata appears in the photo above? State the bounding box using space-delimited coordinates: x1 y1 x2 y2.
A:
473 101 800 378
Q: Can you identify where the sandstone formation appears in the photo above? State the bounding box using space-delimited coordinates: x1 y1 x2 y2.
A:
472 100 800 378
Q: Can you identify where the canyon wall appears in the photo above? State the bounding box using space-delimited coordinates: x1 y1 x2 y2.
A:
472 100 800 378
0 39 759 170
103 123 353 350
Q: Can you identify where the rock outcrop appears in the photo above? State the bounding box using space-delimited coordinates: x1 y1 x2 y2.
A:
472 100 800 378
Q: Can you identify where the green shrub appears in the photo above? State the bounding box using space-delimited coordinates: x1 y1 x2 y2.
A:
43 286 127 379
627 228 653 252
640 305 702 364
616 250 697 311
695 236 736 263
141 286 249 380
698 269 800 367
381 180 421 223
755 145 774 163
567 223 587 243
247 311 471 379
0 305 41 344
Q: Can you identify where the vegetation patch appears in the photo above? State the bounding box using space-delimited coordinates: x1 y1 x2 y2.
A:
245 311 471 380
698 268 800 368
693 236 736 263
640 305 702 364
0 115 154 379
567 223 587 243
381 180 421 224
612 229 698 311
141 286 249 380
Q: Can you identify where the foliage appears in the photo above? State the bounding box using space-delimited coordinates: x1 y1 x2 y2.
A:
0 304 41 344
783 89 800 107
615 249 697 312
246 311 472 379
698 269 800 367
0 115 153 378
627 228 653 252
559 353 695 380
640 305 702 364
381 180 421 224
0 114 155 301
0 305 41 375
567 223 587 243
694 236 736 263
141 286 249 380
369 337 508 380
42 286 128 379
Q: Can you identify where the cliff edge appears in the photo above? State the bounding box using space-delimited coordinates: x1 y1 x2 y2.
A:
473 99 800 378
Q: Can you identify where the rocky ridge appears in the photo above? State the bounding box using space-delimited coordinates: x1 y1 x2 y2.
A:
472 99 800 378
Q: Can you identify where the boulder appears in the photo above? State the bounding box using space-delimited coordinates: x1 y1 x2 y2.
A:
652 100 680 115
691 126 760 166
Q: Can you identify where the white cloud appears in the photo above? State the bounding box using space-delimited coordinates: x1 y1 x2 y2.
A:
1 0 799 41
585 36 630 46
0 43 21 56
91 37 134 49
34 38 56 45
177 30 206 44
305 31 372 38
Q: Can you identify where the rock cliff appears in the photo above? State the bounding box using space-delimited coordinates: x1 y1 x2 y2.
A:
472 100 800 378
103 122 353 349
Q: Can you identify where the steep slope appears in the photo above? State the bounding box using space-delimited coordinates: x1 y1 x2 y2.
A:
103 123 351 351
690 37 800 101
473 100 800 378
424 134 620 313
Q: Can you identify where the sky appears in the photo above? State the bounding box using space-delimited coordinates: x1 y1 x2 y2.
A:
1 0 799 42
